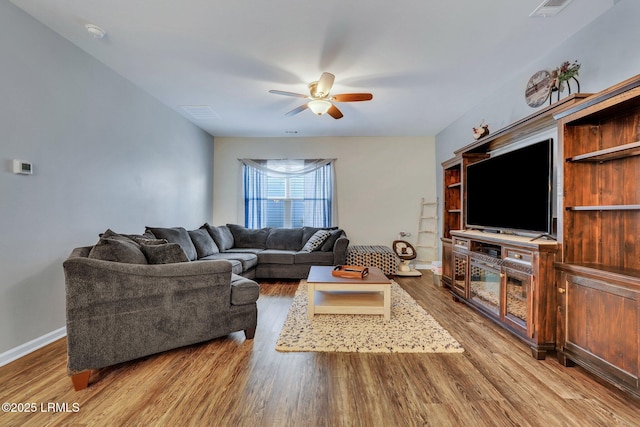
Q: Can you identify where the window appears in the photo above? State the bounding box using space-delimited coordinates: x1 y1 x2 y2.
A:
242 159 335 228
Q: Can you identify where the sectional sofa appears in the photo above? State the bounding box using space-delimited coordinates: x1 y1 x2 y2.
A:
188 223 349 279
62 223 348 389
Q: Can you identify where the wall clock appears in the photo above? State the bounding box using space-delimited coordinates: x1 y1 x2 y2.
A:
525 70 552 108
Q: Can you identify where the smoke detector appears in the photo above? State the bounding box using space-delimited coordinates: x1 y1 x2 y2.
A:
85 24 106 39
530 0 574 17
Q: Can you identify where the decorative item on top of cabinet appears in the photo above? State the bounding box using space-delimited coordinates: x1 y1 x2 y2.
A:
472 120 490 140
549 60 581 104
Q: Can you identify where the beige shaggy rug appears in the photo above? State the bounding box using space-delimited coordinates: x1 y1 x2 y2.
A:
276 281 465 353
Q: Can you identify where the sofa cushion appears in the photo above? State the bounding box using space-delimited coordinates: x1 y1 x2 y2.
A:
321 229 344 251
294 251 334 265
301 229 331 252
219 252 259 271
257 250 295 265
140 242 190 264
227 224 270 249
198 253 255 274
188 228 219 258
266 227 303 250
205 224 235 251
145 227 198 261
230 274 260 305
220 248 263 254
88 232 148 264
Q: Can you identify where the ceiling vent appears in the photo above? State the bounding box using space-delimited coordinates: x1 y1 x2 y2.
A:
179 105 220 120
530 0 574 17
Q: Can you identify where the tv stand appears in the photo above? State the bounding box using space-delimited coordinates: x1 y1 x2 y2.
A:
450 230 559 359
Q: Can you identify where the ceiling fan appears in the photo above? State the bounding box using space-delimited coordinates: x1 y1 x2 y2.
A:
269 72 373 119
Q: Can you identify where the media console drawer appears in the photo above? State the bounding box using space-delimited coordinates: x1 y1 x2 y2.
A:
453 238 469 249
504 248 533 265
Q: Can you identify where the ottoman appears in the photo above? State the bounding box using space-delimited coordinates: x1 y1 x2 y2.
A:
345 245 400 276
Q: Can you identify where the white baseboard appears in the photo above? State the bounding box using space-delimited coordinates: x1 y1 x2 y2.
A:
415 263 431 270
0 327 66 367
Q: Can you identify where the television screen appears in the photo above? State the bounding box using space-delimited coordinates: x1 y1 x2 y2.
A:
465 139 553 235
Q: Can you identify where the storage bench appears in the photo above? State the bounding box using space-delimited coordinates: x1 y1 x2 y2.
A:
345 245 399 276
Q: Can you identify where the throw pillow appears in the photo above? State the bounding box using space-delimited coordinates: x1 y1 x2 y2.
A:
320 229 344 251
227 224 270 249
188 228 219 258
140 242 189 264
266 227 303 250
302 226 337 245
145 227 198 261
88 232 148 264
203 224 235 251
131 236 168 246
301 230 331 252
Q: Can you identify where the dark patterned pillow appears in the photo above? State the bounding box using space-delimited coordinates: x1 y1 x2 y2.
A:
140 243 189 264
301 230 331 252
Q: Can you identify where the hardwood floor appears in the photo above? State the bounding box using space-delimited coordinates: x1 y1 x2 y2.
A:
1 272 639 426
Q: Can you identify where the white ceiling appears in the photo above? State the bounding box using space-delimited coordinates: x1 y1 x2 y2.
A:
10 0 613 138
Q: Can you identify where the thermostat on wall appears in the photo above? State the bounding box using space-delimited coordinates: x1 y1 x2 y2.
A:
13 160 33 175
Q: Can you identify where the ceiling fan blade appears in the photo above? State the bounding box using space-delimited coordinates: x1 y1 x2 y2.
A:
269 90 308 98
331 93 373 102
315 72 335 98
327 104 343 119
285 104 309 116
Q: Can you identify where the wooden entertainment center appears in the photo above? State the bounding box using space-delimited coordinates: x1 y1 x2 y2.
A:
441 74 640 397
449 229 559 359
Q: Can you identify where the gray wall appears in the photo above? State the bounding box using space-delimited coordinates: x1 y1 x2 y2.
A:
435 0 640 247
0 1 214 355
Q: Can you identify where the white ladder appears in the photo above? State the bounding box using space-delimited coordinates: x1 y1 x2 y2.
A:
415 198 438 266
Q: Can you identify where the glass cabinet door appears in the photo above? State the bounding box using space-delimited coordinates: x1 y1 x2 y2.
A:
503 268 530 333
469 260 501 317
452 253 468 298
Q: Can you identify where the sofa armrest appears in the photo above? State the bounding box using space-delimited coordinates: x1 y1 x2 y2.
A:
63 256 234 309
333 236 349 265
63 254 236 372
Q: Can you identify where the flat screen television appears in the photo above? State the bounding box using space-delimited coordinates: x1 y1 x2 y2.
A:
465 138 553 235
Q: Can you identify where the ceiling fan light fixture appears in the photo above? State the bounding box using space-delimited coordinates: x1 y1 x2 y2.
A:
308 99 332 116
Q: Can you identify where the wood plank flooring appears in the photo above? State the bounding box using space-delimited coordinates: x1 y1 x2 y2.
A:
1 272 639 426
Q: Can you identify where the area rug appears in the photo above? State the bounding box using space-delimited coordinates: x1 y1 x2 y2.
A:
276 281 465 353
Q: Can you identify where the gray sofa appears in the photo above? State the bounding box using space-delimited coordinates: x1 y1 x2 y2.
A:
63 224 347 390
189 224 349 279
63 231 260 390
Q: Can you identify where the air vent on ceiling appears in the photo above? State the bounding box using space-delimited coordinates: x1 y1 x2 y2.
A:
530 0 574 17
179 105 220 120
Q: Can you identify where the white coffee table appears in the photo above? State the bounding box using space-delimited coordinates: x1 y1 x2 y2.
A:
305 266 392 320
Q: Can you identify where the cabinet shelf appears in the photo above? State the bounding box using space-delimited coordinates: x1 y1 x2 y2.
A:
556 73 640 398
558 262 640 282
565 204 640 211
447 182 462 188
447 209 462 213
566 141 640 163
